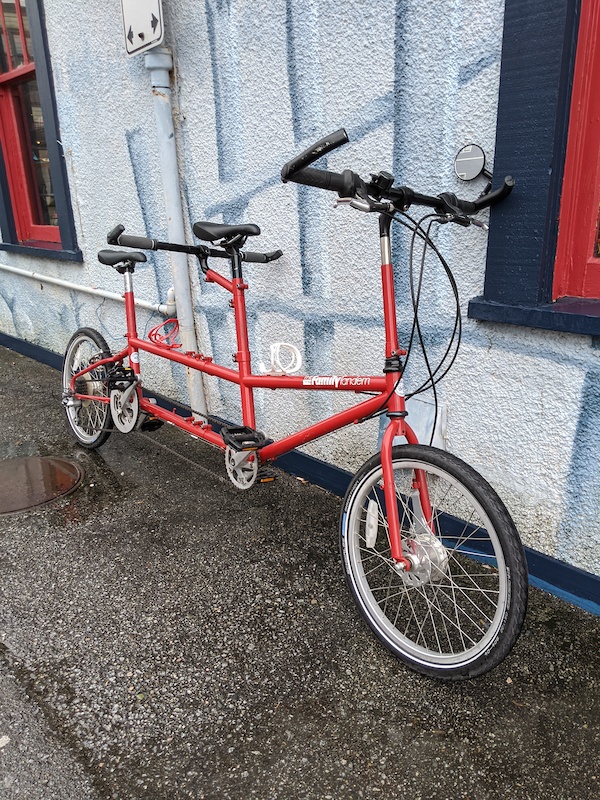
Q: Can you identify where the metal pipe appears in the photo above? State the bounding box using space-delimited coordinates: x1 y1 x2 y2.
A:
144 47 208 417
0 261 176 315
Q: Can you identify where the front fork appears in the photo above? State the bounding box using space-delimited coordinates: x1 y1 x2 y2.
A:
379 213 434 570
380 412 435 571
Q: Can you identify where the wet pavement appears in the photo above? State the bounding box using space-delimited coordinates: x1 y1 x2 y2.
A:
0 344 598 799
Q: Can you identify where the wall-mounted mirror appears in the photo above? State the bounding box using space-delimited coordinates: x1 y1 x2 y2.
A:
454 144 491 181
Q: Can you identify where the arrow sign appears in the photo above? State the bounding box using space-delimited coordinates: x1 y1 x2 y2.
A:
121 0 164 57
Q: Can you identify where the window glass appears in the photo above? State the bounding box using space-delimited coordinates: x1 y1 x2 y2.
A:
19 78 57 226
0 1 26 70
0 21 8 72
19 1 31 61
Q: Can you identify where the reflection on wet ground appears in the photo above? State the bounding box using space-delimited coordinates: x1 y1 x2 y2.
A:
0 456 84 515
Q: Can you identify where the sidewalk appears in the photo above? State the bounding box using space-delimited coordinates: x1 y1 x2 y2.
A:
0 344 598 800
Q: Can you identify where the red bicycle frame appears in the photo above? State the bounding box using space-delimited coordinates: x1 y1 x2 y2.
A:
71 215 430 569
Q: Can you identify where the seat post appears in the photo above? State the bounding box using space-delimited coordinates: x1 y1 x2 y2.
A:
226 246 255 428
230 247 243 280
123 268 140 371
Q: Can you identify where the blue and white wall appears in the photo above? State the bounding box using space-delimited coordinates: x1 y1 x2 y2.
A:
1 0 599 582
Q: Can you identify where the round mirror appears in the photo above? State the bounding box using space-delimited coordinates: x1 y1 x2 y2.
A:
454 144 486 181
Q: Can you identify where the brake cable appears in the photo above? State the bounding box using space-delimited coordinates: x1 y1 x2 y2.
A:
358 210 463 432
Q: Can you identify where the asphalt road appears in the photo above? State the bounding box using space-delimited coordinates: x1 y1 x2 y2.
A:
0 345 598 799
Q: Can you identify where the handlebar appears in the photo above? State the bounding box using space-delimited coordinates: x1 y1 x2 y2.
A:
281 131 514 216
105 224 283 265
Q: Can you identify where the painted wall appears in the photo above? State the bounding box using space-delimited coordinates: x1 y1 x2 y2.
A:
0 0 599 578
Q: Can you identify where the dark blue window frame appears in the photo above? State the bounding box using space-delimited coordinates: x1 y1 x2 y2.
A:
467 0 600 337
0 0 81 261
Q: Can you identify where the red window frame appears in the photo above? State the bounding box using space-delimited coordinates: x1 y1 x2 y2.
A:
553 0 600 300
0 1 60 244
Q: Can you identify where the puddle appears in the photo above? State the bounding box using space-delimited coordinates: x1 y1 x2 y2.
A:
0 457 84 515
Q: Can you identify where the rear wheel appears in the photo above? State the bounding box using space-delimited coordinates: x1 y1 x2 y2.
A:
62 327 114 449
340 445 528 680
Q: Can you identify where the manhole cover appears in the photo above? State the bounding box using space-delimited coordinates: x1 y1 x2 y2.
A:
0 456 84 515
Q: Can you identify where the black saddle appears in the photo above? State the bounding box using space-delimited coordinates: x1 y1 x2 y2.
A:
98 250 147 266
192 221 260 242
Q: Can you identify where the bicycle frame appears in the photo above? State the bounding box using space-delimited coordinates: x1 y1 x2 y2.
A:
70 214 428 569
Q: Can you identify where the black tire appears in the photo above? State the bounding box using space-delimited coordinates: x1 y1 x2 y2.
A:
62 327 114 449
339 444 528 680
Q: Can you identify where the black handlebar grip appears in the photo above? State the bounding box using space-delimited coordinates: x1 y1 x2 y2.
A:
117 234 157 250
470 176 515 212
242 251 267 263
281 129 349 182
446 176 515 216
107 224 125 245
286 166 359 196
243 249 284 263
484 176 515 206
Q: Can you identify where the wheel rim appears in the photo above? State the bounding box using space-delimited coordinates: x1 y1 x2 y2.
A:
63 336 110 444
343 458 509 669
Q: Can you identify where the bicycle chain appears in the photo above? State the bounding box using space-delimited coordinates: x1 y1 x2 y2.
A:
175 403 226 432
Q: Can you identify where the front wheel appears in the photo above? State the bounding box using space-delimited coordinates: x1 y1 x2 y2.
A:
62 327 114 449
340 445 528 680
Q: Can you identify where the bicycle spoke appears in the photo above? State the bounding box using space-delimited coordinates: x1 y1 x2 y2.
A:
426 573 496 626
410 582 482 645
403 584 430 648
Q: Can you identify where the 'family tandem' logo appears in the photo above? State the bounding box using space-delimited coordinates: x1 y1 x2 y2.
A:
302 376 372 388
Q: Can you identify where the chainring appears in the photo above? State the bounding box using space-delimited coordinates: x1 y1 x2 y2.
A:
225 446 258 490
110 388 139 433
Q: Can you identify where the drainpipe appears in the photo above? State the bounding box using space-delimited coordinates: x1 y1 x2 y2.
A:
144 46 208 417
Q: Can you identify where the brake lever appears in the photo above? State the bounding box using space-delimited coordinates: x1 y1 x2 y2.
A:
334 197 394 213
436 209 469 227
334 196 370 212
439 212 489 231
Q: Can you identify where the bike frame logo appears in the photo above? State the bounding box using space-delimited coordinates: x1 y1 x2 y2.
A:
302 376 372 388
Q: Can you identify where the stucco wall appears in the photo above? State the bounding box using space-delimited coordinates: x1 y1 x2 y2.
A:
0 0 599 578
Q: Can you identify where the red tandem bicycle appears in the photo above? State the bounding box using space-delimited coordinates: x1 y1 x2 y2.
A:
62 130 528 679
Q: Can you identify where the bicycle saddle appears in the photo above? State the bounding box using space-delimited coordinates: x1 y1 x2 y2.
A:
192 221 260 242
98 250 147 265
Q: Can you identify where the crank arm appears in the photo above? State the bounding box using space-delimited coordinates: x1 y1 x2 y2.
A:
119 378 140 406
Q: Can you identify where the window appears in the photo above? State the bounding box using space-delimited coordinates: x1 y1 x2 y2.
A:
553 0 600 300
0 1 59 242
468 0 600 337
0 0 79 259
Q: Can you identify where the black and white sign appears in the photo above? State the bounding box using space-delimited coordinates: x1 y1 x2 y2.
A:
121 0 164 57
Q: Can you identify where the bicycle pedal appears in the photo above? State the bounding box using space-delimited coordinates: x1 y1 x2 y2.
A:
107 366 136 391
140 415 164 432
221 425 266 451
257 466 277 483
